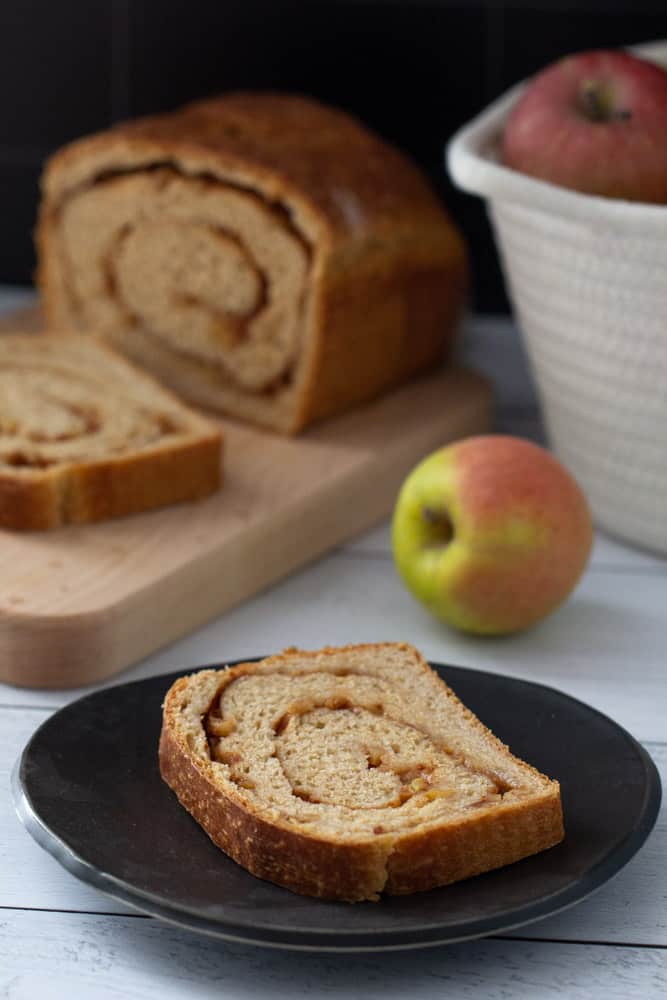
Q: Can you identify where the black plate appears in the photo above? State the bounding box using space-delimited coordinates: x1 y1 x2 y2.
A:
13 662 661 952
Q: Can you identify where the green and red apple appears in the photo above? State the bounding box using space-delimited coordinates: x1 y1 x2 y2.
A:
502 49 667 203
391 436 592 635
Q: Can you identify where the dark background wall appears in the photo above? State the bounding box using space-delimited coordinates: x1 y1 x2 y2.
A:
1 1 665 311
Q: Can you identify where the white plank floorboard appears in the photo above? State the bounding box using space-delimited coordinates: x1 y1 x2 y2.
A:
0 911 665 1000
0 284 35 316
458 313 540 414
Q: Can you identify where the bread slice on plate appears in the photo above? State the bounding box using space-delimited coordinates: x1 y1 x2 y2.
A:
159 642 564 902
0 333 222 530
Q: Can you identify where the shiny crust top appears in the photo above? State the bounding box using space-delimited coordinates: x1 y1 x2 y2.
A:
42 93 457 244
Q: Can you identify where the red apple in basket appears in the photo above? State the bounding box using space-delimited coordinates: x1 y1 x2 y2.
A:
502 49 667 203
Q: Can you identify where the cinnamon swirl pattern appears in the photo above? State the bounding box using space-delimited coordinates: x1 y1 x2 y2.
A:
160 643 563 901
38 94 467 433
0 335 221 530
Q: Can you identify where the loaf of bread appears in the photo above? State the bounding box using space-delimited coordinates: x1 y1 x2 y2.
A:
0 334 222 530
37 94 467 433
159 643 563 901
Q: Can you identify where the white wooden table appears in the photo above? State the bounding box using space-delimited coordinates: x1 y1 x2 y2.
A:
1 289 665 998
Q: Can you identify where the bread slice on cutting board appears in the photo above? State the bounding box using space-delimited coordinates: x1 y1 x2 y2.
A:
159 642 563 901
0 333 222 530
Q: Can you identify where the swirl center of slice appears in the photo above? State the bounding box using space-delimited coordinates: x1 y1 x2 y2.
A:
276 706 437 809
0 363 182 468
205 670 500 831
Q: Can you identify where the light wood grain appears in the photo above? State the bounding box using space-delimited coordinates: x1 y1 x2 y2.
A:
1 911 666 999
0 309 492 689
4 704 665 944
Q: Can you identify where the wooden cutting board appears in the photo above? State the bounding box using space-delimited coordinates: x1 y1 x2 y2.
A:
0 307 492 688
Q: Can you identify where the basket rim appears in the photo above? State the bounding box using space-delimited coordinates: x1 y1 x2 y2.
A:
446 40 667 232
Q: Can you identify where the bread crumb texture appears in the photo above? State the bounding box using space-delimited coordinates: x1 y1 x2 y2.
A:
159 642 563 901
0 333 221 529
38 94 467 433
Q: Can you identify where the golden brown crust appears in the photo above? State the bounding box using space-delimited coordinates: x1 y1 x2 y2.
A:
37 93 467 434
291 259 466 431
159 721 389 902
159 643 564 902
0 334 223 531
41 94 457 238
0 468 63 532
385 789 563 894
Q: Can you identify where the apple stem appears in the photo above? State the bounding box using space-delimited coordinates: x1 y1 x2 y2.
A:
580 79 632 123
421 506 453 544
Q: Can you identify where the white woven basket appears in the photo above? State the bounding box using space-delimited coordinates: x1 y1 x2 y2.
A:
447 41 667 555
